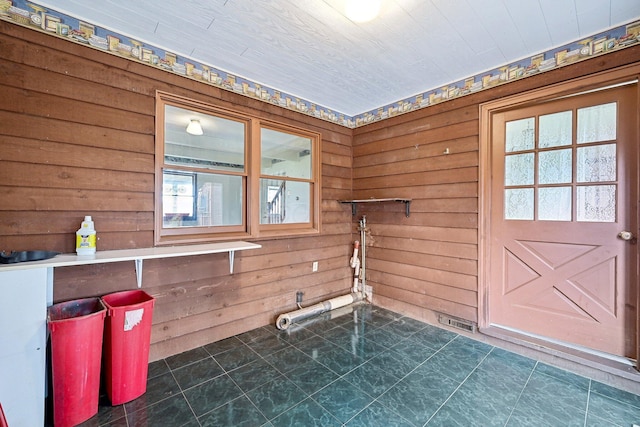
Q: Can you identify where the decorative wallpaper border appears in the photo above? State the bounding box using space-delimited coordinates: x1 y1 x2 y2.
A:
1 0 639 128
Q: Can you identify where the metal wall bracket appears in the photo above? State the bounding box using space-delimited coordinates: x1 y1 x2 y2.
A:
339 198 412 217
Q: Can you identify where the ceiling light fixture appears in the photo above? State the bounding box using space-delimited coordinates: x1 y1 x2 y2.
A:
186 119 203 135
345 0 381 23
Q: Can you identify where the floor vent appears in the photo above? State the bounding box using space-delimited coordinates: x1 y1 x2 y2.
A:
438 314 477 333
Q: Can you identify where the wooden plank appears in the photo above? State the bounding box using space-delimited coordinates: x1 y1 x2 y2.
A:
1 60 154 114
322 164 351 180
149 311 271 361
372 294 439 325
354 182 477 200
374 283 478 322
0 110 154 153
0 161 154 192
370 235 476 260
367 258 477 291
323 139 352 157
352 120 478 157
368 246 478 276
0 211 152 236
323 187 354 201
369 270 477 306
409 198 478 213
323 175 351 190
322 151 352 168
0 186 153 212
0 136 154 173
371 223 477 244
0 84 154 134
353 105 479 146
353 136 478 168
354 151 478 178
151 278 350 343
245 234 349 255
0 29 162 97
151 271 350 326
353 166 478 189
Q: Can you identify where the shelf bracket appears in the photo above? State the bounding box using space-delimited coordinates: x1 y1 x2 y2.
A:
403 200 411 217
135 258 143 288
229 250 235 274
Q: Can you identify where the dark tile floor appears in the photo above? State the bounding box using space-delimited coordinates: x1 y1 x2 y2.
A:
79 304 639 426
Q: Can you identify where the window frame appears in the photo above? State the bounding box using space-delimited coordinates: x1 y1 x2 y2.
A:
155 91 321 245
254 121 321 237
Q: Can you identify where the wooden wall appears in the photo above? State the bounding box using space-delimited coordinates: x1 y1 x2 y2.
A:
0 21 354 360
3 18 640 360
352 44 640 327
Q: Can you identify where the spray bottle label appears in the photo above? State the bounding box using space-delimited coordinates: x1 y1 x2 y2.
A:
76 234 96 249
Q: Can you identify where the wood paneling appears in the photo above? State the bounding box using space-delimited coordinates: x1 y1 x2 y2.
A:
353 43 640 326
0 21 354 361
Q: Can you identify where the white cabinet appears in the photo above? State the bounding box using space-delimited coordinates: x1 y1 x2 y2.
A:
0 268 48 427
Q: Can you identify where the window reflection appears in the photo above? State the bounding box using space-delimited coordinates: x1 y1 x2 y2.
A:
260 127 313 224
161 104 246 230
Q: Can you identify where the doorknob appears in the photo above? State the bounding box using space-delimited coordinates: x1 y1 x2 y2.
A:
618 231 635 241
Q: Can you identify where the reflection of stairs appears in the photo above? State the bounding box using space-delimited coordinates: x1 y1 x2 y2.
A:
265 180 286 224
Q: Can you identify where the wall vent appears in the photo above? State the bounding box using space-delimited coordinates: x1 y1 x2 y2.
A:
438 314 477 333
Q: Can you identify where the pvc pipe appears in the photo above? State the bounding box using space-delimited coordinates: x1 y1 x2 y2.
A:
359 216 368 301
350 240 361 293
275 292 362 330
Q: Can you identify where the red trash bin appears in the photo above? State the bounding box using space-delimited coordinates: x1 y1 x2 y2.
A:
48 297 106 427
101 290 155 405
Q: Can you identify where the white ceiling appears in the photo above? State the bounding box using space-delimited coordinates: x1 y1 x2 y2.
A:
38 0 640 117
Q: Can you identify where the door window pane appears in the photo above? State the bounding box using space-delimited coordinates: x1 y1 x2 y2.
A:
505 117 535 152
577 185 616 222
538 187 571 221
538 149 572 184
505 153 534 186
505 188 534 220
576 144 616 182
577 102 616 144
539 111 572 148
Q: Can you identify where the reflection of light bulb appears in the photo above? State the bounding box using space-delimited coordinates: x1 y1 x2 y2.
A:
345 0 381 23
186 119 203 135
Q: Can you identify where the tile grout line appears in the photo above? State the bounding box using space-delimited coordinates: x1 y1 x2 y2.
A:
583 379 592 427
276 314 405 424
166 359 203 427
502 360 538 426
198 341 269 424
422 340 496 427
336 328 461 427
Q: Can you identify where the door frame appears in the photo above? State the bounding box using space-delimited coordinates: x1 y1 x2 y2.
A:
478 63 640 365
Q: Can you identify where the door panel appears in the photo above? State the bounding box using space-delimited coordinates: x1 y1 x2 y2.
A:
488 84 637 358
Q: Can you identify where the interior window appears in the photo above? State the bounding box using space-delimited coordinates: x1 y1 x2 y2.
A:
155 92 321 244
260 127 313 225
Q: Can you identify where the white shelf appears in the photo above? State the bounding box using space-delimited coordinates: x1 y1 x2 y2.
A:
0 241 262 287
